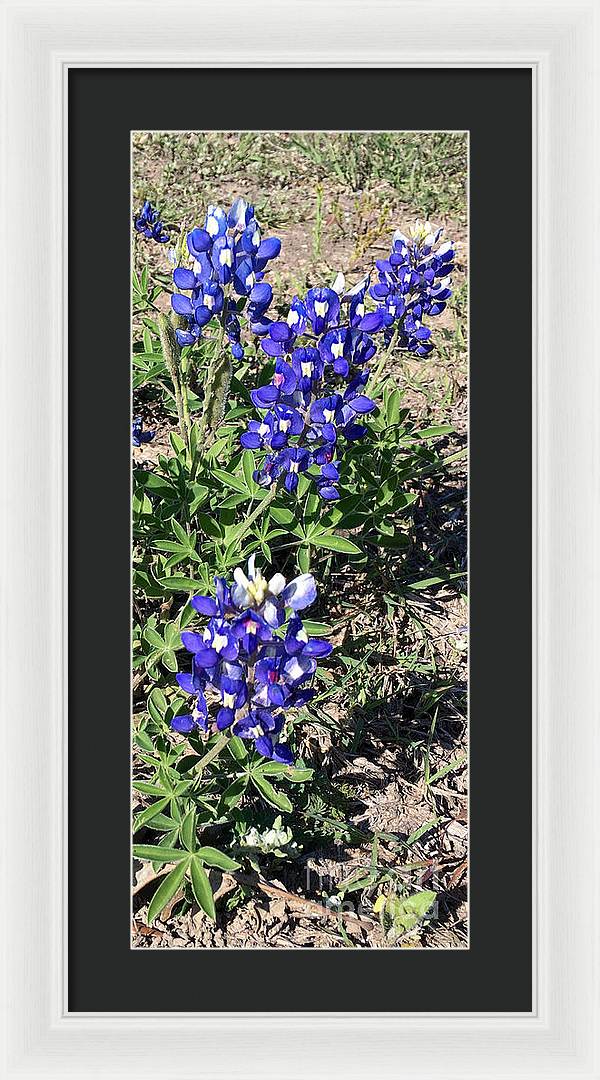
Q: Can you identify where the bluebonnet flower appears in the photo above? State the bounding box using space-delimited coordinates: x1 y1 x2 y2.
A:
241 221 453 502
132 416 155 446
240 272 382 501
370 219 455 356
171 557 329 764
169 197 281 357
133 200 169 243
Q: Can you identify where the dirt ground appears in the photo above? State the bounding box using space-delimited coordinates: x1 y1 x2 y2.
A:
132 132 468 948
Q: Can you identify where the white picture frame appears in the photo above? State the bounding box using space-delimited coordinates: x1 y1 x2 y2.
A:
2 1 599 1077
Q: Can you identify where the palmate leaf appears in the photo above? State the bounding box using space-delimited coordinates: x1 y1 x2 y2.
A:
217 775 248 814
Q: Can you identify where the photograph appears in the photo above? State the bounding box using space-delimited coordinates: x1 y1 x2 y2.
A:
131 130 468 949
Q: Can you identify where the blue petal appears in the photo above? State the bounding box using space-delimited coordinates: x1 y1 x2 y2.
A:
216 708 235 730
171 293 193 316
304 640 333 657
282 574 317 611
251 385 279 407
272 742 294 765
255 735 274 759
348 395 375 414
176 672 196 694
256 237 281 261
173 267 196 290
180 631 205 653
190 595 218 616
171 714 195 734
318 485 340 500
187 228 211 256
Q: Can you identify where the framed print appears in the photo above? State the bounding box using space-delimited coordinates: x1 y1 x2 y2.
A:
2 2 599 1079
128 124 471 953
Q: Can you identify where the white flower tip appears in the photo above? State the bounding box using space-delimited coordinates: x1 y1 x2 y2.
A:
233 566 249 589
331 271 345 295
268 573 286 596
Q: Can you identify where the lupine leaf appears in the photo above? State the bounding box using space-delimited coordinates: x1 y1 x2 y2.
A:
134 844 189 863
147 858 190 923
251 774 293 813
227 736 248 762
181 809 197 852
217 776 248 813
374 889 436 940
134 797 171 829
156 575 199 592
196 846 241 870
301 620 333 636
311 533 361 555
190 858 216 920
212 468 248 494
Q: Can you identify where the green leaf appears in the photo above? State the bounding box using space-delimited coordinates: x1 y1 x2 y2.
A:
133 781 166 797
196 846 241 871
227 735 248 762
241 450 257 491
407 571 466 590
269 506 295 526
162 650 178 672
170 432 186 456
212 468 248 494
301 620 332 637
217 776 248 813
134 727 155 752
297 545 311 574
134 796 171 830
427 753 467 785
311 533 361 555
147 858 190 923
190 857 216 920
196 512 222 540
155 575 198 592
405 818 440 845
181 809 197 852
251 774 293 813
133 844 189 864
373 532 410 551
143 626 165 649
413 424 454 439
258 763 314 783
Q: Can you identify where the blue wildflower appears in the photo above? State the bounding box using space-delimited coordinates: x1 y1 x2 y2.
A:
171 557 331 765
133 200 170 243
132 416 155 446
169 198 282 355
370 219 455 355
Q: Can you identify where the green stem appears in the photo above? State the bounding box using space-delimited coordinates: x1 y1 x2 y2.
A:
192 732 230 781
191 316 233 482
371 327 399 386
228 486 278 546
158 314 191 455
